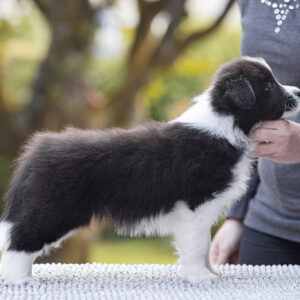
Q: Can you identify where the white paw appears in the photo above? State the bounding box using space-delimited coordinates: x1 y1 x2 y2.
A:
179 266 220 284
184 271 219 284
16 276 40 286
0 265 38 285
1 275 39 285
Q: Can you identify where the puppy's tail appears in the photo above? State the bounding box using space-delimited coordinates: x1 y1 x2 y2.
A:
0 221 11 252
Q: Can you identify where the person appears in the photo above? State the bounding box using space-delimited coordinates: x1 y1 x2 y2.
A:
210 0 300 265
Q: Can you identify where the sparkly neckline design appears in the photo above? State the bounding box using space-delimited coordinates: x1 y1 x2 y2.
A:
260 0 299 33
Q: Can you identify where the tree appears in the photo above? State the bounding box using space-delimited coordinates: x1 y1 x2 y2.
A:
104 0 236 127
0 0 103 263
0 0 102 158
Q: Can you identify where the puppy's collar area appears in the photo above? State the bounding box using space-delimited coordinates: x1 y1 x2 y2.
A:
172 93 249 150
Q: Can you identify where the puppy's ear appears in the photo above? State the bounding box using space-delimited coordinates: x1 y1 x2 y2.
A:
225 78 256 110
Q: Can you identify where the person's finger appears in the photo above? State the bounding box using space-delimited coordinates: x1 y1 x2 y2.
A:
251 142 277 156
215 248 230 265
250 128 277 143
210 252 218 264
210 242 219 264
258 119 288 130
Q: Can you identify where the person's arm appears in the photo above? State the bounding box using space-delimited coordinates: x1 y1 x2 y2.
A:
210 167 259 265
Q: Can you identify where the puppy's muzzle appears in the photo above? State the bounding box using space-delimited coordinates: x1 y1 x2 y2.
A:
282 85 300 117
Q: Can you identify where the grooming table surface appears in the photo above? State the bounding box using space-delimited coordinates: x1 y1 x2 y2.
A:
0 264 299 299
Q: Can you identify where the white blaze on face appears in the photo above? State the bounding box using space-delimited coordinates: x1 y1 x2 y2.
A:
282 84 300 96
281 84 300 118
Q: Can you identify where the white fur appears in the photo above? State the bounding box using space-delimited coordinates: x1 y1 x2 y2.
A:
0 221 38 284
0 221 77 283
281 84 300 118
172 92 250 149
0 251 38 284
117 201 193 237
0 221 12 251
176 155 251 283
0 221 39 283
282 84 299 94
42 229 78 256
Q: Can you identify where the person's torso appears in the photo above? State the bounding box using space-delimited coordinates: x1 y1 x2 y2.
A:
239 0 300 240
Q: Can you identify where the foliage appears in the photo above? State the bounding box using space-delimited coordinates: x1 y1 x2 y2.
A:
89 237 176 265
88 217 225 264
144 27 241 121
0 14 49 110
85 25 241 124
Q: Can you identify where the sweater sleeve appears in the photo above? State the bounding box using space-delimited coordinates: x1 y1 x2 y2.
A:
226 164 260 220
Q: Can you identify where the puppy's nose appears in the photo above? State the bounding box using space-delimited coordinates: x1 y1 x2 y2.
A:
295 89 300 98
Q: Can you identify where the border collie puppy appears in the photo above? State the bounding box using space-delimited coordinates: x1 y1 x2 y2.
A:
1 57 300 284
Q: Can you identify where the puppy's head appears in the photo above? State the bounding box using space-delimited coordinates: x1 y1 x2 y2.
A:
210 57 300 134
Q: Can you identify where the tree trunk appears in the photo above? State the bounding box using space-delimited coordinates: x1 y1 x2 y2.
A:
22 0 97 133
26 0 98 264
104 0 235 128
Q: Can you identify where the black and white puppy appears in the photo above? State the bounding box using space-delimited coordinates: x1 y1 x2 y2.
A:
1 57 300 284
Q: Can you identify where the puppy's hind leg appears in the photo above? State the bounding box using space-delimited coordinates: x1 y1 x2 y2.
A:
0 218 80 284
0 221 39 284
0 250 38 284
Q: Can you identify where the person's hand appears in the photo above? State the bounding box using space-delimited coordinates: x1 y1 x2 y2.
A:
210 219 243 265
250 119 300 163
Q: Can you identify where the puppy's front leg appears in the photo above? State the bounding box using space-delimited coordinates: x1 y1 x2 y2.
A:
174 220 219 283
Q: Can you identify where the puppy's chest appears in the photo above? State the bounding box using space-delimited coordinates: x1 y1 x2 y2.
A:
213 154 253 209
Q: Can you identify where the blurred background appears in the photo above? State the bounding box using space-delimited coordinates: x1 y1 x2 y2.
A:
0 0 241 264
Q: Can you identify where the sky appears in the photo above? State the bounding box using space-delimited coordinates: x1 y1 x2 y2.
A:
0 0 240 27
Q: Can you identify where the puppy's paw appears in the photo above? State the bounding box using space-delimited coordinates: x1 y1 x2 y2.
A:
1 276 40 286
0 267 39 286
179 266 220 284
16 276 40 286
187 272 219 284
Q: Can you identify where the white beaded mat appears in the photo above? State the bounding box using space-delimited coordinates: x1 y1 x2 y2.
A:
0 264 299 299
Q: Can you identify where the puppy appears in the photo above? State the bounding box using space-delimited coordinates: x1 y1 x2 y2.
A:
0 57 300 284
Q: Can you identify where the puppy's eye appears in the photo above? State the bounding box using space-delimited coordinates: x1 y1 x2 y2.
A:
264 82 273 92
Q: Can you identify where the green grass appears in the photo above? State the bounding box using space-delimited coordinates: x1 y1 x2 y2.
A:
88 237 177 265
88 218 224 265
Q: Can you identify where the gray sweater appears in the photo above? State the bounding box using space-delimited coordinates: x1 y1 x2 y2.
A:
227 0 300 242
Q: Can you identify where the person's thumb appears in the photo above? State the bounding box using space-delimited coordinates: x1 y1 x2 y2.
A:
210 242 219 264
215 247 231 264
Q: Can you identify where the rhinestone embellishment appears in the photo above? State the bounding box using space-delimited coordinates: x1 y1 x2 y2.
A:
260 0 299 33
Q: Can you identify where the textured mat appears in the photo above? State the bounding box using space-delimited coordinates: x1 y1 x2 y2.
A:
0 263 299 299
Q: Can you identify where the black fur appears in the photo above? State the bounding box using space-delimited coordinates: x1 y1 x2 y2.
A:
1 57 299 254
3 123 242 252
